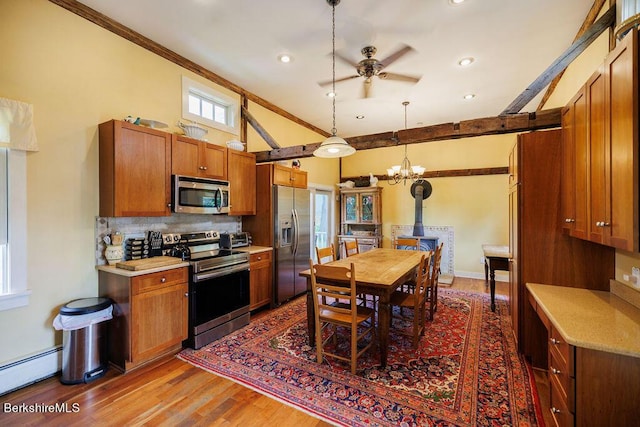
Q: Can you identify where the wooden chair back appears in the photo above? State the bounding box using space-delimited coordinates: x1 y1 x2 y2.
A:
315 244 336 265
309 259 375 374
427 242 444 320
389 252 432 348
343 239 359 257
393 237 420 251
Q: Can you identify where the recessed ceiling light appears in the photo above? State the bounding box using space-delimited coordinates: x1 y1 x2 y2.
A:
463 93 476 100
458 57 475 67
449 0 466 5
356 115 365 120
326 91 336 98
277 54 292 63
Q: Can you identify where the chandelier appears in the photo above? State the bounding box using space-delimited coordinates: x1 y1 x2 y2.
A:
387 101 425 185
313 0 355 158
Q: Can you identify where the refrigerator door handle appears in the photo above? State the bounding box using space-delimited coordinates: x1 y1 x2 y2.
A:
292 208 299 255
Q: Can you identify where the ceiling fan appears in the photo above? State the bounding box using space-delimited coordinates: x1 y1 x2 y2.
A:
318 44 421 98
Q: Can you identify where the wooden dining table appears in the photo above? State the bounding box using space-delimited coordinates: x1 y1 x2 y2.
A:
299 247 426 368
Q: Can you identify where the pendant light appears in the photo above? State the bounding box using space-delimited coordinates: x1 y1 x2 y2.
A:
313 0 355 158
387 101 425 185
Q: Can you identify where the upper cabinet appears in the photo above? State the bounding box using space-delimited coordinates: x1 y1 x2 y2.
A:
561 29 639 252
171 134 227 180
340 187 382 225
228 150 256 216
99 120 171 217
272 164 307 188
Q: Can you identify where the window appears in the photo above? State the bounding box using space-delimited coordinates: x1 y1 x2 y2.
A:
0 148 29 311
182 76 239 135
310 186 335 263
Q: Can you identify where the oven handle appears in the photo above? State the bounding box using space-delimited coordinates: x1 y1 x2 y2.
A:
193 263 250 282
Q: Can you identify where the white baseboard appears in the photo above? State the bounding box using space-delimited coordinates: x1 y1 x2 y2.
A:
454 270 509 283
0 347 61 395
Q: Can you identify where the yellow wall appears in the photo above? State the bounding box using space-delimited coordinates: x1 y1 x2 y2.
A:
0 0 333 365
342 134 514 274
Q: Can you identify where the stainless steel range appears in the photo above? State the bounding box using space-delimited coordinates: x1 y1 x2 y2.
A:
164 230 250 349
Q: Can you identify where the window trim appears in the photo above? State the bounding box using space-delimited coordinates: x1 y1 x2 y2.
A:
0 149 30 311
181 75 239 135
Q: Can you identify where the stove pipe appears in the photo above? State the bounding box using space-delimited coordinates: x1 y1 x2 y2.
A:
413 184 424 236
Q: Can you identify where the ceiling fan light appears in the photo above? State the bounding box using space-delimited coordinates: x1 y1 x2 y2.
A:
313 135 356 158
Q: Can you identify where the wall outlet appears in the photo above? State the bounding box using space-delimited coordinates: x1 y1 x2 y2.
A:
480 256 485 264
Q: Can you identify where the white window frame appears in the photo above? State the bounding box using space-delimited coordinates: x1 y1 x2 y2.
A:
181 75 239 135
0 149 30 311
308 183 336 262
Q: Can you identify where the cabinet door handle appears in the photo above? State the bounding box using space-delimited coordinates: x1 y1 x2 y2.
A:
565 218 575 223
551 407 561 414
550 338 559 344
257 256 262 260
184 292 189 297
167 203 172 208
202 166 207 171
551 366 561 375
161 277 166 283
602 222 610 227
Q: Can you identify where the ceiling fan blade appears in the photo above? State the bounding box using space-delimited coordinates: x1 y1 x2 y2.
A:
335 52 359 68
377 44 415 69
362 78 372 98
318 75 360 87
378 72 421 84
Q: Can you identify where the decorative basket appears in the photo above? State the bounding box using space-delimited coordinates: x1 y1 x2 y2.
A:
226 140 245 151
178 121 208 140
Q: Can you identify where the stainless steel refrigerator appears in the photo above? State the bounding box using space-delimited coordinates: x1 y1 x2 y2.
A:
273 185 311 304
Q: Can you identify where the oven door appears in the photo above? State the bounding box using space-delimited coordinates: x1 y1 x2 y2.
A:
189 263 250 348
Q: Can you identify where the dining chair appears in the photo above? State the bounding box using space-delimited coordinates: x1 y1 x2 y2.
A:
389 252 432 348
315 244 337 264
393 237 420 251
309 259 376 374
393 237 420 295
343 239 359 257
427 242 444 320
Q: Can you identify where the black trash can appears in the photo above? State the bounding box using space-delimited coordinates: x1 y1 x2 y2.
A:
57 297 112 385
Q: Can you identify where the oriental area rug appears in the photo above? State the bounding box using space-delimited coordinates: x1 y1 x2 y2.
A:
178 289 543 426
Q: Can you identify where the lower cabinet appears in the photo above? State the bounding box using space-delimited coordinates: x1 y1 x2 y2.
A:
99 267 189 372
249 251 272 310
530 294 640 426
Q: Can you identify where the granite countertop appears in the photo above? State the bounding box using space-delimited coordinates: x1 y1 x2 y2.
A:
527 283 640 358
96 262 190 277
234 245 272 254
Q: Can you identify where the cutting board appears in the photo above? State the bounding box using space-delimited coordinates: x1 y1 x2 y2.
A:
116 256 183 271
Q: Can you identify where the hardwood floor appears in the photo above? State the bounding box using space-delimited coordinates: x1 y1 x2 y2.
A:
1 278 552 426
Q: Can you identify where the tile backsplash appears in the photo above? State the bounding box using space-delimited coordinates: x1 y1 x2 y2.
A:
95 214 242 265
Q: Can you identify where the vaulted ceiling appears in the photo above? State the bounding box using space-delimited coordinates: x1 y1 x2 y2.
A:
71 0 599 140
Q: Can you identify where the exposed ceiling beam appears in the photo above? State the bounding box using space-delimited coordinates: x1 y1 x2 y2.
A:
343 167 510 183
48 0 330 139
502 5 615 115
537 0 609 111
254 108 562 163
241 106 280 149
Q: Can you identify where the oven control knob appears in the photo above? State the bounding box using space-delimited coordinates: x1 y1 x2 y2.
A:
173 235 180 242
206 231 212 238
164 235 173 244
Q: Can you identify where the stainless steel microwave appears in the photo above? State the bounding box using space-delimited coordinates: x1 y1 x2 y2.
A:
172 175 230 214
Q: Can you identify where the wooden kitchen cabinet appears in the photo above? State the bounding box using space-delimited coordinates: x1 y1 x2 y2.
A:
249 250 272 310
561 29 639 251
529 293 640 427
560 85 588 238
171 134 227 180
99 120 172 217
509 130 614 368
273 163 307 188
98 267 188 372
228 149 256 215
